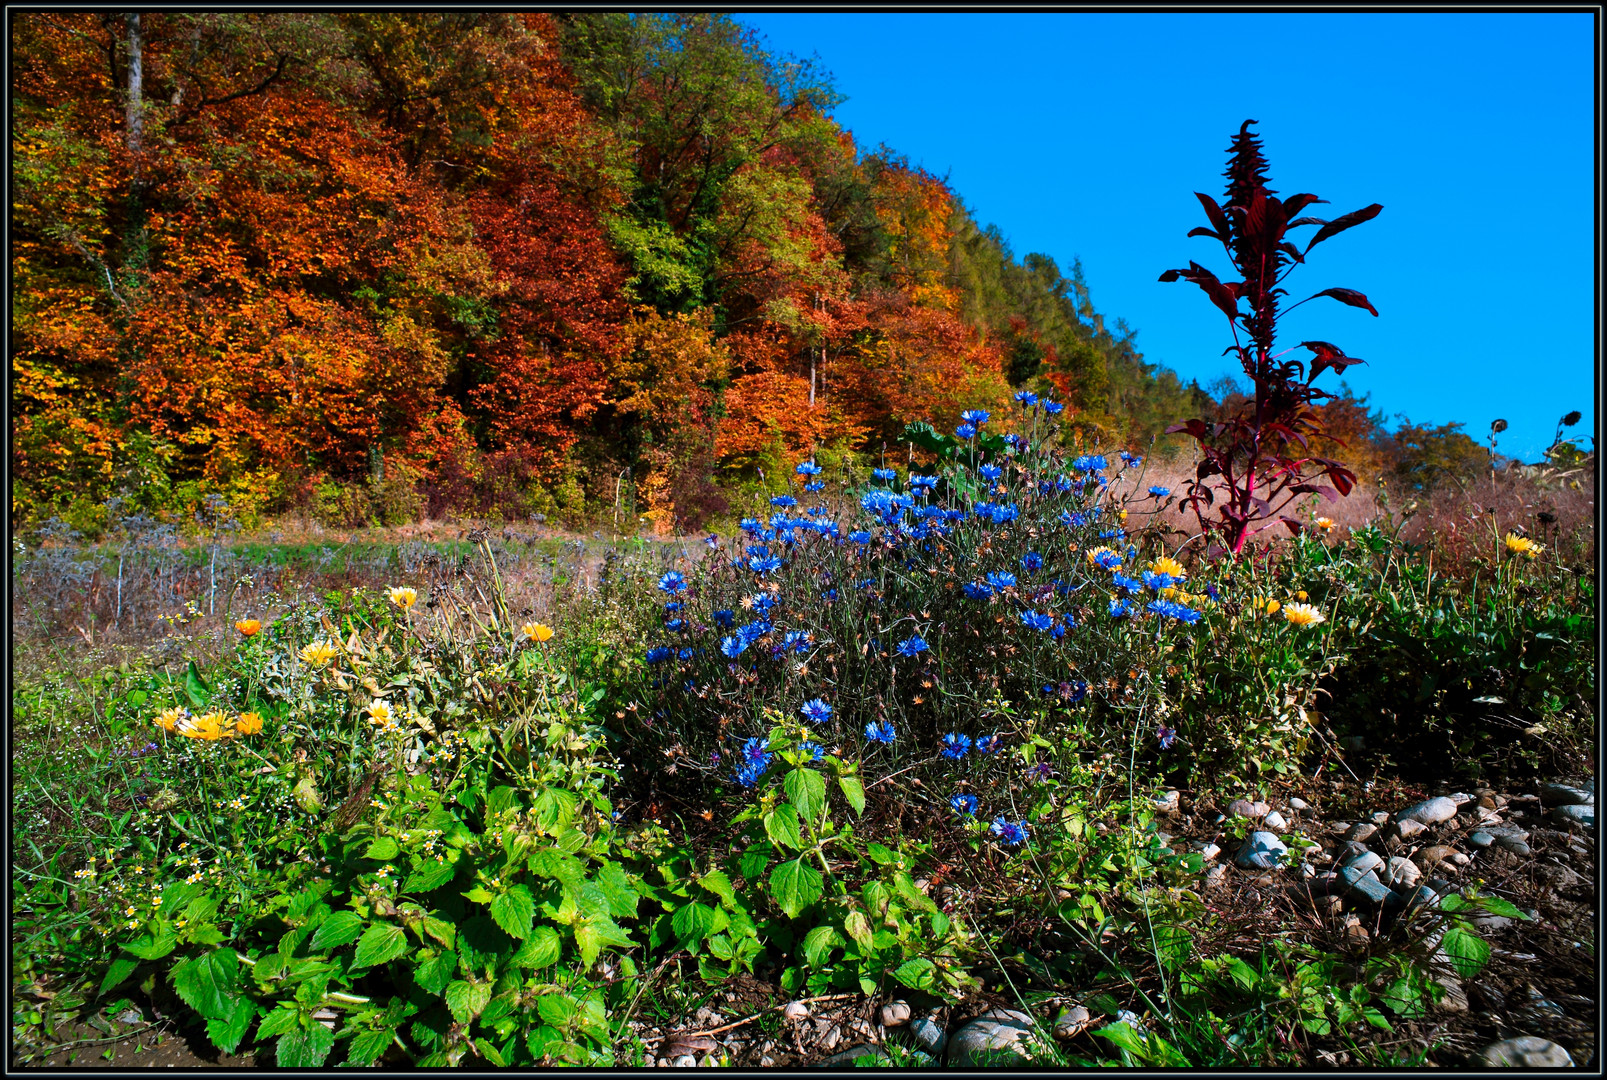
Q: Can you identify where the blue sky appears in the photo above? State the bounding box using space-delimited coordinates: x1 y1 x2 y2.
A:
738 12 1596 463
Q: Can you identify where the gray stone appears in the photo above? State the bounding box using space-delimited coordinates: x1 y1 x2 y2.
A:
1494 834 1531 856
1336 840 1373 861
1153 789 1180 813
909 1016 946 1055
1327 820 1353 836
1478 1035 1575 1068
1263 809 1289 831
1053 1005 1092 1039
817 1045 887 1068
1341 850 1384 876
1339 864 1393 906
1204 864 1226 889
1198 842 1221 862
1449 852 1472 866
1395 818 1428 839
1235 831 1288 869
1382 855 1421 888
1468 830 1494 849
1289 796 1310 811
818 1023 841 1052
1551 803 1595 829
1435 978 1469 1013
672 1055 698 1068
1412 845 1457 869
1371 810 1392 826
1396 796 1458 825
1447 792 1475 806
1540 782 1593 806
1402 884 1442 910
880 1001 911 1027
1227 798 1259 819
758 1056 774 1067
947 1008 1042 1068
1251 800 1271 818
1347 822 1379 842
1471 914 1514 932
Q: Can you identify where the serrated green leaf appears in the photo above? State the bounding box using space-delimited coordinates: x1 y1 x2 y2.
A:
364 837 400 861
99 957 139 997
404 856 458 894
421 916 456 950
490 885 535 940
205 995 256 1056
346 1027 395 1067
413 949 457 995
784 769 826 822
537 994 576 1027
309 911 363 953
838 775 866 816
697 870 736 907
456 916 513 975
705 933 733 961
594 861 639 919
510 926 562 969
864 842 895 865
672 901 717 947
462 886 496 904
255 1005 301 1040
843 910 873 950
764 805 803 851
769 858 822 918
1439 926 1492 979
737 843 772 882
276 1024 335 1068
1477 895 1526 919
528 847 585 897
573 912 633 967
445 980 493 1025
170 949 239 1020
352 923 407 970
474 1036 507 1067
802 925 844 968
123 928 177 961
891 956 936 990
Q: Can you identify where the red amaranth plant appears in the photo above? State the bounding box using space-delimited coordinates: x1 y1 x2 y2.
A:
1162 119 1383 554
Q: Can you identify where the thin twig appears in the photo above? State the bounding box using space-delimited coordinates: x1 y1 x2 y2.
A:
23 1021 159 1055
648 992 858 1044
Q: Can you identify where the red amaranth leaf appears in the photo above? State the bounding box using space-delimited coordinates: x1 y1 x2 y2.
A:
1158 262 1241 322
1303 203 1383 253
1300 340 1368 381
1305 288 1378 317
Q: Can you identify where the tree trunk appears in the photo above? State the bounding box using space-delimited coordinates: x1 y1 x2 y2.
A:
125 13 143 157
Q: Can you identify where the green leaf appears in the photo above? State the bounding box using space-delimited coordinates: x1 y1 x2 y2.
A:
510 927 562 970
171 949 239 1020
864 843 895 866
764 805 803 851
490 886 535 940
697 870 736 907
594 861 639 919
784 769 826 822
1439 926 1492 978
838 776 866 816
309 912 363 953
769 859 823 919
486 785 521 818
123 928 177 960
528 848 585 897
413 950 457 995
445 980 493 1025
404 857 458 894
347 1027 395 1067
99 957 139 997
1154 923 1192 973
842 910 874 951
891 957 936 990
421 916 456 950
737 843 772 882
184 661 212 708
276 1024 335 1068
255 1005 301 1040
802 925 844 968
573 913 634 967
365 837 400 861
205 996 257 1056
352 923 407 970
1476 895 1526 919
457 916 513 975
474 1037 507 1067
672 902 717 947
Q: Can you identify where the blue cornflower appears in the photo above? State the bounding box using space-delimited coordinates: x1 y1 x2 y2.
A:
951 793 979 816
990 817 1028 846
743 736 770 764
1146 598 1203 624
940 733 972 760
770 494 797 508
804 482 824 493
782 631 811 654
749 555 783 575
713 608 735 628
1073 454 1109 474
1014 390 1039 407
796 461 822 476
1061 509 1089 529
1143 571 1176 591
1111 573 1143 593
1149 485 1171 498
848 530 873 545
909 474 939 489
799 740 825 763
895 636 930 658
750 592 777 613
956 423 978 439
1099 528 1124 541
745 544 769 558
944 509 966 523
703 535 721 548
872 467 897 483
975 734 1002 755
985 571 1017 590
1157 725 1178 750
645 646 674 664
666 618 685 632
991 503 1019 525
665 601 684 613
801 698 832 724
963 581 993 600
1205 583 1219 602
720 635 747 659
861 490 897 516
739 517 763 535
1021 551 1043 573
657 571 687 594
1050 620 1069 640
865 720 896 744
678 648 694 661
1091 550 1123 571
961 409 991 425
978 464 1003 482
1110 599 1133 618
1120 451 1143 467
1020 610 1053 632
1044 400 1065 415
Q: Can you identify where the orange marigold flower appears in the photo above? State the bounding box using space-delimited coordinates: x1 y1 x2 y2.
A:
235 619 262 637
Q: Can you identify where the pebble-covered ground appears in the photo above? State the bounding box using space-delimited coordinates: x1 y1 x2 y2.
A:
16 777 1595 1069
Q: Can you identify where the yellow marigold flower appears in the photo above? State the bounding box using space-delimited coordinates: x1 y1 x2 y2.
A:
522 622 554 643
1252 597 1280 615
235 711 263 736
1283 602 1326 627
181 710 231 740
388 586 419 610
299 641 337 667
365 700 393 727
156 707 188 733
235 619 262 637
1150 556 1186 580
1504 533 1543 559
1315 517 1336 532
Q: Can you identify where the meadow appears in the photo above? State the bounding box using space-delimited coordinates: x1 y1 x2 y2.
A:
10 399 1596 1068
